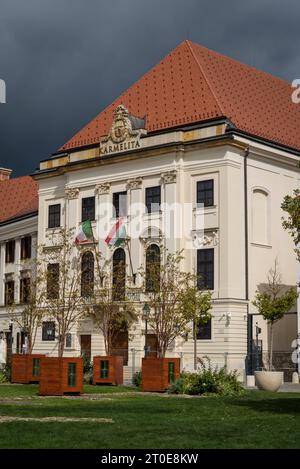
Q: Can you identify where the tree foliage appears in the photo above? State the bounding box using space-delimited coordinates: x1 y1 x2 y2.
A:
140 249 212 358
41 228 86 357
88 260 138 356
7 252 46 354
282 189 300 261
252 260 297 370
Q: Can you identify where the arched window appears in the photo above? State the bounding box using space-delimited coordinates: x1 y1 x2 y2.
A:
252 188 270 245
112 248 126 301
81 251 94 298
146 244 160 292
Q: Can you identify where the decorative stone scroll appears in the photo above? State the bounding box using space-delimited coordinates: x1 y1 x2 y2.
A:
65 187 79 200
139 226 164 245
95 182 111 195
160 170 177 184
192 230 219 248
126 177 143 191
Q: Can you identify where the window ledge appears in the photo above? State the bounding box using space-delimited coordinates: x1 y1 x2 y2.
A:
46 226 63 232
251 242 272 249
193 205 217 211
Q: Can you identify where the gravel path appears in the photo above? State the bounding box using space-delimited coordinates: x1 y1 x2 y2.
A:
0 416 113 423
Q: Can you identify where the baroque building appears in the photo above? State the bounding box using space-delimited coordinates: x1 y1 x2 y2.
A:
1 41 299 381
0 170 38 365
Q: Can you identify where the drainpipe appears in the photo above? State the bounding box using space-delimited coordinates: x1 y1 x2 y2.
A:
244 147 252 376
297 251 300 375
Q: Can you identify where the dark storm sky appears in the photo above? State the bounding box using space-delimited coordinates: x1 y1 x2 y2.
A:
1 0 300 176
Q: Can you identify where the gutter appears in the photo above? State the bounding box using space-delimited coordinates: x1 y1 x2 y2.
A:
0 211 38 228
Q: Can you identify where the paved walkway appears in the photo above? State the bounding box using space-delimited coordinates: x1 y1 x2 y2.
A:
246 383 300 393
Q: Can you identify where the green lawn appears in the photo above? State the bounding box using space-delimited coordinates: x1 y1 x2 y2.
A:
0 384 299 448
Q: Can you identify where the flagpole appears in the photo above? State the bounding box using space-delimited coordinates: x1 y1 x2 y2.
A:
126 237 135 284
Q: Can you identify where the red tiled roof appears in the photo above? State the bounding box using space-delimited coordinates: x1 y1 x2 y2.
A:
0 176 38 223
59 40 300 153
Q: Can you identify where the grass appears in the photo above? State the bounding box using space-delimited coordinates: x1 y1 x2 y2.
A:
0 384 137 397
0 384 300 448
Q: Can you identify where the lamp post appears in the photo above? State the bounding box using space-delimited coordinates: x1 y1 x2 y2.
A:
142 303 150 358
255 322 262 371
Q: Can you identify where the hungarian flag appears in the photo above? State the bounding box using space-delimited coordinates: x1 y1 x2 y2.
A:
105 218 126 247
75 220 94 244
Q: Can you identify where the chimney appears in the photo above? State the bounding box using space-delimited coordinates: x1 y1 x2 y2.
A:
0 168 12 181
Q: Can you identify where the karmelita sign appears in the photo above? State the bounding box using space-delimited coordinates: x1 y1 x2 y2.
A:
0 79 6 103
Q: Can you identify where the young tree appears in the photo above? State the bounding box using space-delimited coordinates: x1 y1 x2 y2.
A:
7 254 46 355
42 228 86 357
141 249 212 358
88 256 138 356
252 260 297 371
282 189 300 261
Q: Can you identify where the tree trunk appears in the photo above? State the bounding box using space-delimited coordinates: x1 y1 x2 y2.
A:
58 336 65 357
193 320 197 371
28 336 33 355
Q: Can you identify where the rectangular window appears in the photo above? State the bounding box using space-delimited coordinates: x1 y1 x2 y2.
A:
47 263 59 299
112 191 127 218
20 277 31 304
32 358 41 377
100 360 109 379
4 280 14 305
65 333 72 349
48 204 61 228
82 197 95 222
146 186 161 213
5 240 15 263
68 363 77 387
197 180 214 207
20 236 32 260
42 321 55 341
196 318 212 340
168 362 175 384
197 248 214 290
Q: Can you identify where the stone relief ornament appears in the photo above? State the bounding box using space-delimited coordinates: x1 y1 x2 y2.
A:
192 230 219 249
160 170 177 184
126 177 143 191
95 182 111 195
65 187 79 199
100 105 147 155
139 226 164 245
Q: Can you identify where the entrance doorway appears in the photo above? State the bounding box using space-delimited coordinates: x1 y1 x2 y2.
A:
5 331 12 364
111 330 128 365
146 334 158 358
80 335 91 361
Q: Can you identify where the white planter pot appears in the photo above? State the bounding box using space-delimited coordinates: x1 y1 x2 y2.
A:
254 371 283 392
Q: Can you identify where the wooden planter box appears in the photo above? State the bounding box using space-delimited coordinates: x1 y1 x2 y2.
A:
142 357 180 392
39 357 83 396
93 356 123 385
11 354 45 384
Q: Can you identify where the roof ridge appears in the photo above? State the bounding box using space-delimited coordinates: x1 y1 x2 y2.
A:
188 39 291 87
186 40 225 116
59 41 188 149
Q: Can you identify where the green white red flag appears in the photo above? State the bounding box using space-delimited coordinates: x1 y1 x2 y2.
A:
105 218 126 247
75 220 94 244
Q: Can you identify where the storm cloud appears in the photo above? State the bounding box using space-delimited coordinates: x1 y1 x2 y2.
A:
0 0 300 176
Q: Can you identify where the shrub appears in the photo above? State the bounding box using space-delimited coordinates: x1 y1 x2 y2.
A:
168 358 244 397
0 364 11 383
84 370 93 385
82 355 93 384
82 355 93 374
132 370 142 387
